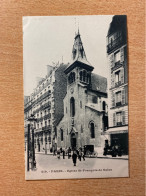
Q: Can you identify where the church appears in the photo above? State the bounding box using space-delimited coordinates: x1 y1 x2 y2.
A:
56 30 108 153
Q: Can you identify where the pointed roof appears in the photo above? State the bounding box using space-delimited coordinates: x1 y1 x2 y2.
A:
64 31 94 74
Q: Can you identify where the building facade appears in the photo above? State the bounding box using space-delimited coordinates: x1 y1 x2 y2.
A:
24 63 67 153
57 31 108 152
106 15 128 154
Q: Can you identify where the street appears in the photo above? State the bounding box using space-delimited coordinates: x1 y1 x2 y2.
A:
25 153 129 180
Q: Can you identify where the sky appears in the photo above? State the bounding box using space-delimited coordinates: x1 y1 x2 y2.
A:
23 15 113 96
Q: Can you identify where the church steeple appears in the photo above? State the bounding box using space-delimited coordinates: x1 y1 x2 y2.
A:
72 30 89 65
64 30 94 74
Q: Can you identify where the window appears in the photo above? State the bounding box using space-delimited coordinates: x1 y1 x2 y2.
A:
89 122 95 138
103 101 106 111
48 120 50 125
115 70 121 84
83 70 87 82
44 110 46 116
41 112 42 117
92 96 97 103
116 91 121 106
45 121 47 127
80 71 83 81
114 51 120 65
37 123 39 129
68 72 76 84
81 125 83 133
61 129 63 141
41 122 43 128
70 97 75 117
80 101 82 108
116 112 122 126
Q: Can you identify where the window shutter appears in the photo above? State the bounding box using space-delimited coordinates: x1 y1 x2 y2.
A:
120 47 124 63
112 91 115 107
109 54 114 68
121 68 124 84
111 73 115 87
122 111 125 125
113 113 116 126
125 85 128 104
121 89 125 105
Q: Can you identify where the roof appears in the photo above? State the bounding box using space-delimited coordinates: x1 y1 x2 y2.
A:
107 15 127 36
91 73 107 94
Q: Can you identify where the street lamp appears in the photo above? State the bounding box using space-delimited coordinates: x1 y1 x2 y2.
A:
27 114 37 171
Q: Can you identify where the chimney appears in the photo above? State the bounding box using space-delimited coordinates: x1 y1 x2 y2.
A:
46 65 54 76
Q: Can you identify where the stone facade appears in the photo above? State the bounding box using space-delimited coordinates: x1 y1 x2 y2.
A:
56 31 108 153
24 63 67 153
106 15 128 154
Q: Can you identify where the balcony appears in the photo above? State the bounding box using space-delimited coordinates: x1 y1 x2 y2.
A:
117 122 122 126
37 116 43 122
116 102 122 107
115 81 121 87
107 36 123 53
44 113 51 120
42 125 52 131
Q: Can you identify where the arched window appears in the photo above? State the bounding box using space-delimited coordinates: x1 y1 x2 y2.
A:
68 72 76 84
80 71 83 81
90 122 95 138
103 101 106 111
83 70 87 82
72 72 75 82
70 97 75 117
61 129 63 141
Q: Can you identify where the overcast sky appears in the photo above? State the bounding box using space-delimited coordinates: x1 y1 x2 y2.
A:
23 15 113 96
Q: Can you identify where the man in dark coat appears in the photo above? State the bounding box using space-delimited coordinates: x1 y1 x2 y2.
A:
62 150 65 159
72 151 77 166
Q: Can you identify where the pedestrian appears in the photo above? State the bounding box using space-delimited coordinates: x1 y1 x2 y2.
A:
68 147 71 159
82 151 85 161
53 149 56 156
78 150 82 161
62 149 65 159
57 149 60 159
72 151 77 166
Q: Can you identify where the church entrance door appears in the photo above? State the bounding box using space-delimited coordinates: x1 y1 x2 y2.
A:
71 133 76 150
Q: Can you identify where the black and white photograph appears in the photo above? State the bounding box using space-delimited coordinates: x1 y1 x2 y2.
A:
23 15 129 180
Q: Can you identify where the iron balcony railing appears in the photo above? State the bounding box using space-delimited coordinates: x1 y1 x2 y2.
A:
115 81 121 87
107 36 123 53
44 113 51 120
42 125 52 131
116 102 122 107
117 122 122 126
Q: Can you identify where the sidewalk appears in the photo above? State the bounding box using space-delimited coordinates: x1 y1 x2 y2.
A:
97 152 128 160
35 151 128 160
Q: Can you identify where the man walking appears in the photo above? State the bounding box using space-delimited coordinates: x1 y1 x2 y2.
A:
72 151 77 166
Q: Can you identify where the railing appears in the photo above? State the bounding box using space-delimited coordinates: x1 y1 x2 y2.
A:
107 36 123 53
44 113 51 120
42 125 52 131
115 81 121 87
117 122 122 126
116 102 122 106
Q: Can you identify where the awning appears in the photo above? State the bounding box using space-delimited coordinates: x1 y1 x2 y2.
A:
102 126 128 135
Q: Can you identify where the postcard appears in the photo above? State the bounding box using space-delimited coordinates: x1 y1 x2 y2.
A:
23 15 129 180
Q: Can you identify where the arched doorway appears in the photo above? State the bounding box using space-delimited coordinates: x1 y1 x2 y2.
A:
71 133 76 150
